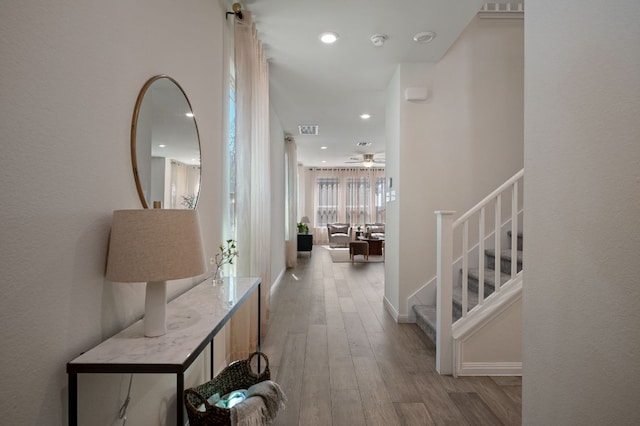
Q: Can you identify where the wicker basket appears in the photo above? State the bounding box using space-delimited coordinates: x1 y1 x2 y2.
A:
184 352 270 426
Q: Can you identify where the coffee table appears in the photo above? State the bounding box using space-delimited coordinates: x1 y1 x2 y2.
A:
358 236 385 256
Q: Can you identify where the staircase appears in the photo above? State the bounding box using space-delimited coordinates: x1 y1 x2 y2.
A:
410 169 524 375
413 230 522 344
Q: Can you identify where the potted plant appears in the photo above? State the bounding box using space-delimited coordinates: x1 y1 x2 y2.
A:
211 239 238 285
297 222 309 234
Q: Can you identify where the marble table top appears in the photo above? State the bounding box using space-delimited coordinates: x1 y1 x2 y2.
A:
67 276 261 373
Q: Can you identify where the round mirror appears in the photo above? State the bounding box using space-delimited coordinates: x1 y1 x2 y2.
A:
131 75 201 209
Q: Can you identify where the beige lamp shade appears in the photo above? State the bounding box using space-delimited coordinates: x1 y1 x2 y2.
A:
106 209 206 283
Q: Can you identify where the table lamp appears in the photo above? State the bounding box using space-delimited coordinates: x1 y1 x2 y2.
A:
105 209 206 337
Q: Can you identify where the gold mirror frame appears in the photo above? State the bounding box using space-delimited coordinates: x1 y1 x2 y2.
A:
131 75 202 209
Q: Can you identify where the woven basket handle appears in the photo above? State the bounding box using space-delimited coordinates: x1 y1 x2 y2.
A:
184 388 210 410
247 351 269 375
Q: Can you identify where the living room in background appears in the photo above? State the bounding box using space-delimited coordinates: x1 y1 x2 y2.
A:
309 167 385 244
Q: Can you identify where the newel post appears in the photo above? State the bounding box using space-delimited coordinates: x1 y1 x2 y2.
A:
435 210 455 375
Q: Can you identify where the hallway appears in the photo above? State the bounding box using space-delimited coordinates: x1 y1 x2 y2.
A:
262 246 522 425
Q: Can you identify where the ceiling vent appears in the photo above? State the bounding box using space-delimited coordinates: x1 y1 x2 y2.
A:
479 3 524 19
298 125 319 135
357 141 372 147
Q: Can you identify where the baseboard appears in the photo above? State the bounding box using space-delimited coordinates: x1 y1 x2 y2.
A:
397 314 411 323
270 267 286 295
383 296 400 322
457 362 522 376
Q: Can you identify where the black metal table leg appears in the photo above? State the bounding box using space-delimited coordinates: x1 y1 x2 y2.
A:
69 372 77 426
210 340 214 380
177 373 184 426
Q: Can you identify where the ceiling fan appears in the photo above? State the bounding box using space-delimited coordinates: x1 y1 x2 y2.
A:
345 153 385 168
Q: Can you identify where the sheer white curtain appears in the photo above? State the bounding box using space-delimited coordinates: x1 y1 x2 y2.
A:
168 160 201 208
231 11 271 359
309 168 385 244
285 137 298 268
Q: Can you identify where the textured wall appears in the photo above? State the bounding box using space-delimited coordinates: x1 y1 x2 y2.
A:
0 0 232 424
523 1 640 424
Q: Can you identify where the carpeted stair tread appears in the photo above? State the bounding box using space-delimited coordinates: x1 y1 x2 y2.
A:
453 285 480 321
413 304 437 344
485 248 523 263
453 285 479 308
467 268 511 286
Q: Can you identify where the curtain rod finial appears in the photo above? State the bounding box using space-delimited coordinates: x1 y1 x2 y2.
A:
226 3 244 20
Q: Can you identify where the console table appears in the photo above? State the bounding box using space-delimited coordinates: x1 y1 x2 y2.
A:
67 276 261 426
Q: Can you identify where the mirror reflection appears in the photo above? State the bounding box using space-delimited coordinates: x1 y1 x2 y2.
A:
131 75 201 209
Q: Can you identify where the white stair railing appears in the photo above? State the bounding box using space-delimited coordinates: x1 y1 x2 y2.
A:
435 169 524 374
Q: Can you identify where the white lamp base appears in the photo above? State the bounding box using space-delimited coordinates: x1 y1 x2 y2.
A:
144 281 167 337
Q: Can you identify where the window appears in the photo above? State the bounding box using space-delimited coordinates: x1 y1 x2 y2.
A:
374 177 386 223
316 177 339 226
227 74 237 236
346 176 371 224
311 168 385 227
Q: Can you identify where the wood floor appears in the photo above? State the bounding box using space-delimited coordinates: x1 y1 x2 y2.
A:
262 247 522 426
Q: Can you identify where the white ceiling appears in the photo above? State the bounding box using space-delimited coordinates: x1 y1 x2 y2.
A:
245 0 488 167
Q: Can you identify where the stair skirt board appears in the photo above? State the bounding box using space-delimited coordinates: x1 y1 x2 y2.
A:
454 361 522 376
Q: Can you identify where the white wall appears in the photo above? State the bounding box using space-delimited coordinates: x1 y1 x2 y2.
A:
0 0 240 424
523 1 640 424
384 17 524 318
384 67 402 311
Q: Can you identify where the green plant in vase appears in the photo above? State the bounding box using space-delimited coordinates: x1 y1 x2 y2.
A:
210 239 238 285
297 222 309 234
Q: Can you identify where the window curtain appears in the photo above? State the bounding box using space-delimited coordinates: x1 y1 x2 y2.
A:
168 160 200 208
285 137 298 268
309 167 385 244
231 11 271 360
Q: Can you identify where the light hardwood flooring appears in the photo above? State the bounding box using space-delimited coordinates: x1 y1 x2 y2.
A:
261 246 522 425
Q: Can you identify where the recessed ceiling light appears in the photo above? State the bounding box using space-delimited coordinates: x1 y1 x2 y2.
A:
320 32 339 44
413 31 436 43
360 113 371 119
185 112 194 118
158 144 167 148
321 146 328 150
322 160 327 163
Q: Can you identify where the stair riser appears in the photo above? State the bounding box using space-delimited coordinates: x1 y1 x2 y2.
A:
467 276 496 296
453 301 462 322
507 231 523 251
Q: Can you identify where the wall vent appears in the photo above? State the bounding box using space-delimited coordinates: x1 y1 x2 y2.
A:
298 125 319 135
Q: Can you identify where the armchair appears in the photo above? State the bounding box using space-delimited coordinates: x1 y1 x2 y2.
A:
327 223 351 248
